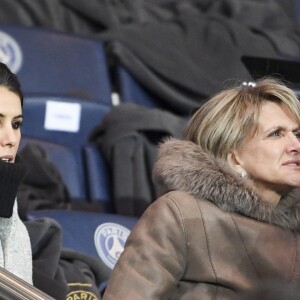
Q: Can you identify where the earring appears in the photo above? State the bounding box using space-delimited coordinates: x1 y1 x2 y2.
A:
240 171 247 178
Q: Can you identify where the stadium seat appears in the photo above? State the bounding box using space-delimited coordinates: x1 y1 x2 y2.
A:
116 63 170 110
0 22 112 105
84 143 112 209
27 209 139 292
20 96 111 203
0 23 115 205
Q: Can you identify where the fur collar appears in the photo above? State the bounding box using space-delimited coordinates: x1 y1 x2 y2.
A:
153 138 300 231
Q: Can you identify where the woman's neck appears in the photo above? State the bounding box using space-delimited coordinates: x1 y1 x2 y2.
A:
252 182 282 207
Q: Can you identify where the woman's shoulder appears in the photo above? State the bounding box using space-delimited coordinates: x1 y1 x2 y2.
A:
150 190 224 222
150 190 198 213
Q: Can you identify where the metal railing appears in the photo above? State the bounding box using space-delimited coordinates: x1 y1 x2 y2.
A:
0 267 55 300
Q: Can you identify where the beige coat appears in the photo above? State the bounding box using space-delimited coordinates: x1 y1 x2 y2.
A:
103 139 300 299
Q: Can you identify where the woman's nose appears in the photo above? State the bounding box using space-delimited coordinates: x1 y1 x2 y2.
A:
0 127 17 147
288 133 300 154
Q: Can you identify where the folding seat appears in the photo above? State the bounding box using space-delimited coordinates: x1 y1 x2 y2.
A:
114 62 191 115
0 22 112 104
115 63 195 118
115 63 171 110
20 96 111 206
27 209 138 293
0 23 114 206
83 143 111 205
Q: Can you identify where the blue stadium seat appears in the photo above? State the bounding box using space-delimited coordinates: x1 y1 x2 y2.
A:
20 96 111 203
0 22 112 104
84 143 112 207
116 63 170 110
20 138 82 199
0 23 115 205
27 209 139 292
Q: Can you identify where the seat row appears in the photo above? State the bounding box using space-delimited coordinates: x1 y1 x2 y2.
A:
0 22 146 293
0 22 162 208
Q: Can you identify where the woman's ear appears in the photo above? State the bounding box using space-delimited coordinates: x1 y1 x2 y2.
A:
227 152 247 176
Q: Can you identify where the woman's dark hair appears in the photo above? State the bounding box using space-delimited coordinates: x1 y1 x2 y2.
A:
0 62 23 106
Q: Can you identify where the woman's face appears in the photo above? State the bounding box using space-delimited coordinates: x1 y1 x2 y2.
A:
0 86 22 163
230 101 300 205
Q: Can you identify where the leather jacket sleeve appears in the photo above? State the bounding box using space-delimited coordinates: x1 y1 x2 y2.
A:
103 193 187 299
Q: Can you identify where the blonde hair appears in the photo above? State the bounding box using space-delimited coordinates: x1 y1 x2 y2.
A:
184 77 300 160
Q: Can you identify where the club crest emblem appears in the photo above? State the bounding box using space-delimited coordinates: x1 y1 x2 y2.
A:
0 31 22 73
94 222 130 269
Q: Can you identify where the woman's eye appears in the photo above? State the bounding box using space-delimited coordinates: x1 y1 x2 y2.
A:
12 121 22 130
268 130 281 137
295 132 300 139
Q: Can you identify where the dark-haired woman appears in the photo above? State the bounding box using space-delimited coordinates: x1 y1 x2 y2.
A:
0 62 32 284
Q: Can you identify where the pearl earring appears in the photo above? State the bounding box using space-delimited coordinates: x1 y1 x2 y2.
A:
240 171 247 178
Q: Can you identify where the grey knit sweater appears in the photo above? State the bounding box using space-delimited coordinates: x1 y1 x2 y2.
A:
0 200 32 284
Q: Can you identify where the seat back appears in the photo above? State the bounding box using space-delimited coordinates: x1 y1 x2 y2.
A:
20 96 111 202
84 143 112 207
19 138 81 202
27 209 138 290
0 23 113 205
116 63 170 109
0 22 112 104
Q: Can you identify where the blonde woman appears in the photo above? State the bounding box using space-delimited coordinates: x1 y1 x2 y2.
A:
104 78 300 299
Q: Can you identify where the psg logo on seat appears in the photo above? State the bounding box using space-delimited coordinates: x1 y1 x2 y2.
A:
94 222 130 269
0 31 23 74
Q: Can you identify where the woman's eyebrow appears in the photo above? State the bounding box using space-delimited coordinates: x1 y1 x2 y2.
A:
265 125 300 132
13 114 23 119
263 125 283 133
0 113 23 119
0 113 23 118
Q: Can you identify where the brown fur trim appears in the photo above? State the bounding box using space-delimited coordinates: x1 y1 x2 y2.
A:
153 139 300 231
